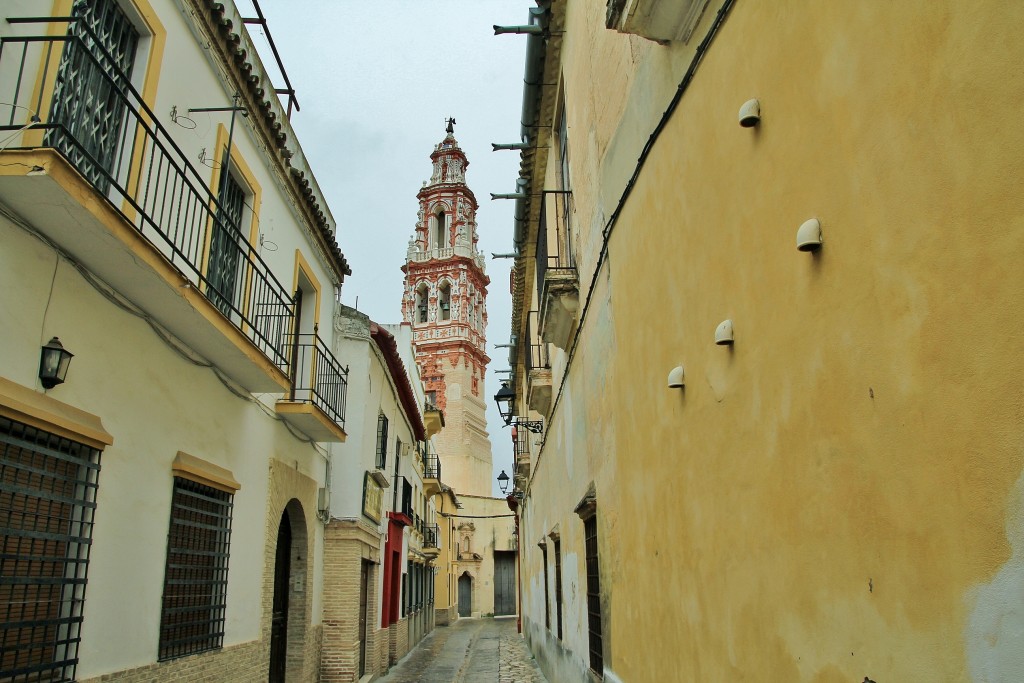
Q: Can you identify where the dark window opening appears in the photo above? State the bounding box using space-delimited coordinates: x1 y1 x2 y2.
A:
375 413 389 470
584 516 603 675
553 539 563 641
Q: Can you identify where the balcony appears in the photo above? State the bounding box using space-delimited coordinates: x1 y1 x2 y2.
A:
275 334 348 442
422 447 442 497
0 22 294 392
422 523 440 558
423 400 444 438
513 420 531 481
525 310 552 415
537 191 578 351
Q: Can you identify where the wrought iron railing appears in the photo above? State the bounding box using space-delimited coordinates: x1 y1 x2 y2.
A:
536 190 576 297
423 449 441 480
514 423 530 459
0 22 295 370
525 310 550 372
423 523 439 549
285 333 349 428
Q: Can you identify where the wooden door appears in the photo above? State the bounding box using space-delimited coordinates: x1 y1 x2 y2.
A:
458 574 472 617
358 560 369 677
493 552 517 616
269 511 291 683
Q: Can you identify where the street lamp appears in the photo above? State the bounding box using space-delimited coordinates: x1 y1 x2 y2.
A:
497 469 510 495
494 381 515 426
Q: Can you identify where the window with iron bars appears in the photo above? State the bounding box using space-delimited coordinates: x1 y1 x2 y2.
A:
158 477 233 661
584 515 604 675
0 416 102 683
375 412 388 470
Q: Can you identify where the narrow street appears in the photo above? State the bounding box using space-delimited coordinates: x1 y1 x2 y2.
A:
377 618 547 683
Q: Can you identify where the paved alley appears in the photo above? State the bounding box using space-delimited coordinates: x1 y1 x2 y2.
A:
377 617 547 683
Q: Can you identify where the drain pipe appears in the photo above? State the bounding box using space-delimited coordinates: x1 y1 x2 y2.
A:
498 2 549 249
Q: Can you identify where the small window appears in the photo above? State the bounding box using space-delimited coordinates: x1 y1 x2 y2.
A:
376 412 389 469
158 477 233 661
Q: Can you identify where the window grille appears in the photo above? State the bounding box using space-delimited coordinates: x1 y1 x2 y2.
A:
584 516 604 675
47 0 139 192
158 477 233 661
207 167 248 317
375 413 388 470
0 416 102 683
553 539 563 640
540 544 551 630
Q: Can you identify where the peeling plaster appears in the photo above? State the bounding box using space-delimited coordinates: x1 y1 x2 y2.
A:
966 466 1024 681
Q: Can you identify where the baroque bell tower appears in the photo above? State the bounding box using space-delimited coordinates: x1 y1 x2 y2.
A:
402 121 492 496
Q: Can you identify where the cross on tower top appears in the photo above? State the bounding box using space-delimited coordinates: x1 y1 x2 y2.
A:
445 117 456 134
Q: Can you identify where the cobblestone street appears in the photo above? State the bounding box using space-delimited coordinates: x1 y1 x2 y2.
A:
377 617 547 683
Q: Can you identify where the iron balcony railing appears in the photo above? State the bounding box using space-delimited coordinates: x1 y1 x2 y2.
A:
0 21 295 370
423 523 439 549
525 310 550 372
514 422 530 459
285 333 349 428
423 449 441 480
536 190 576 298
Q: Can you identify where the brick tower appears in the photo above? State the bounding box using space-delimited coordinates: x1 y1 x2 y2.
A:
402 121 492 496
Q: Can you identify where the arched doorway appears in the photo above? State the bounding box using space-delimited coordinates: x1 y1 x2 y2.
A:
269 510 291 683
458 572 473 618
269 501 308 683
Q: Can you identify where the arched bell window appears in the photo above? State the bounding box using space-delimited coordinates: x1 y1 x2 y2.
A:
434 212 446 249
438 282 451 321
416 284 429 323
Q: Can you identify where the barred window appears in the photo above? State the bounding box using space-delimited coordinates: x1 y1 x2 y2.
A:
375 413 388 470
553 539 563 641
584 516 603 675
0 416 102 682
158 477 233 661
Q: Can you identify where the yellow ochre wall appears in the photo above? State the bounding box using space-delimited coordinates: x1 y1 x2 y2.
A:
521 1 1024 681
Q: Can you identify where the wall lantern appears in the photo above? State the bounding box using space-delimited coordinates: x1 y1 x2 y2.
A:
39 337 73 389
715 319 734 345
497 469 510 494
667 365 685 389
494 381 516 426
796 218 823 252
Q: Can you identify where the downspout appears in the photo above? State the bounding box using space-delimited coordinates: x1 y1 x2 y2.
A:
513 3 550 250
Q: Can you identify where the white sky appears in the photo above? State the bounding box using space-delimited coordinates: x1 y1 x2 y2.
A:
247 1 534 496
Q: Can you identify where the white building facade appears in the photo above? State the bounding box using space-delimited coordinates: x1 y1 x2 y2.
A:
0 1 349 681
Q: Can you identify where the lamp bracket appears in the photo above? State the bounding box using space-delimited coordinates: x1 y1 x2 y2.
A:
515 419 544 434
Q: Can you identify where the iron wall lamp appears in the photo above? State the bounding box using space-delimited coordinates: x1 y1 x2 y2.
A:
494 381 516 426
498 469 510 494
39 337 73 389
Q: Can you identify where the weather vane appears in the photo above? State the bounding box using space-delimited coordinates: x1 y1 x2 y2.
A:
445 117 456 134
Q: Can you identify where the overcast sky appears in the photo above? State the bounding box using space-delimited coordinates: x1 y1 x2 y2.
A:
246 1 534 495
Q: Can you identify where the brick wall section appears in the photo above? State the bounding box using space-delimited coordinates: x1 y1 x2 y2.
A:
321 519 387 682
78 640 263 683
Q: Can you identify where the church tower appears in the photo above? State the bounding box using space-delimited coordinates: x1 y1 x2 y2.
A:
402 122 492 496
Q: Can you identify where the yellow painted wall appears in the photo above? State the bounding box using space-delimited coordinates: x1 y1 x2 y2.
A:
519 1 1024 681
